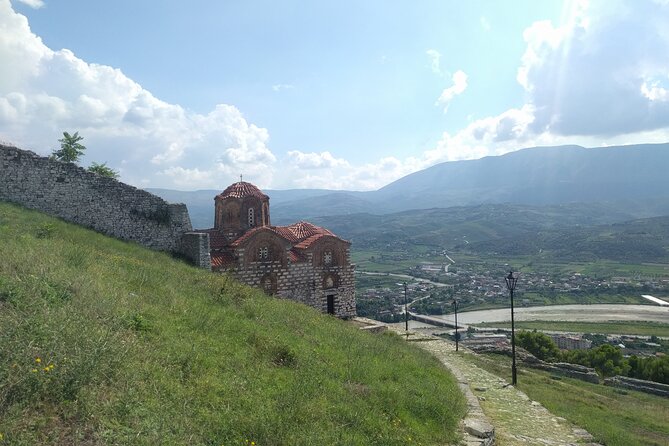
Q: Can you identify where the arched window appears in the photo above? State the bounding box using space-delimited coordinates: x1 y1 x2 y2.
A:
261 274 277 295
257 246 268 260
248 207 255 227
323 274 338 289
323 250 333 266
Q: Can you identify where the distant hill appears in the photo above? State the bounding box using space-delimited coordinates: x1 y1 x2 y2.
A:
306 202 644 248
149 143 669 228
372 144 669 212
465 215 669 263
307 203 669 263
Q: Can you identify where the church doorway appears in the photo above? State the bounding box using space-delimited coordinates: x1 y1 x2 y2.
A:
326 293 336 315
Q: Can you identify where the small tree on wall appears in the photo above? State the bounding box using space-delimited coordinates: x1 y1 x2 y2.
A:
88 162 120 179
51 131 120 180
51 131 86 163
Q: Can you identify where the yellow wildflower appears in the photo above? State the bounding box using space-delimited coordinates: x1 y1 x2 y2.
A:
31 368 38 373
35 358 41 363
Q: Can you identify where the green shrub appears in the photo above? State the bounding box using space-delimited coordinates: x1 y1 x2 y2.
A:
517 330 560 361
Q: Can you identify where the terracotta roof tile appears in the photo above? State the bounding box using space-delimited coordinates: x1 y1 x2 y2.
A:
293 234 325 249
228 221 344 248
211 251 236 269
230 226 271 247
273 226 300 242
215 181 268 200
288 249 307 263
285 221 335 239
198 228 228 250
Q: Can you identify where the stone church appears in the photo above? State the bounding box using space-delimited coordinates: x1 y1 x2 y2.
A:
197 181 356 318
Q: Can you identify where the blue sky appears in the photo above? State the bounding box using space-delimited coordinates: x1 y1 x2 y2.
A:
2 0 669 190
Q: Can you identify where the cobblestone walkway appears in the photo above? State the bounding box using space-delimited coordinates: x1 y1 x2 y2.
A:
391 328 599 446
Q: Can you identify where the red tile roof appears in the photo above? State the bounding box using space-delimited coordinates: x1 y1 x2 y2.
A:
229 226 275 247
293 234 325 249
284 221 335 240
211 252 236 269
288 249 307 263
199 228 228 250
198 218 347 268
215 181 268 200
229 221 339 248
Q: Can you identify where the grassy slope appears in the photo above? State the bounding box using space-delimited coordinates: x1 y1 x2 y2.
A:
0 202 465 446
468 353 669 446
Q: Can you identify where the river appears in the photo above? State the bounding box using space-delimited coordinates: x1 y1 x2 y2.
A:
427 304 669 325
357 270 450 287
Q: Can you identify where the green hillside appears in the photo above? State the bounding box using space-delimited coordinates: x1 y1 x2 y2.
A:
0 202 465 445
307 204 669 263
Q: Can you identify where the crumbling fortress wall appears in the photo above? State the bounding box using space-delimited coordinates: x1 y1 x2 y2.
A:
0 144 195 253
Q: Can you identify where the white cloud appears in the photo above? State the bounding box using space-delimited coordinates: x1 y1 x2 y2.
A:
0 0 277 189
518 0 669 136
15 0 44 9
480 16 491 31
417 0 669 179
436 70 468 112
641 79 669 102
284 155 421 191
287 150 350 169
426 49 442 75
272 83 294 92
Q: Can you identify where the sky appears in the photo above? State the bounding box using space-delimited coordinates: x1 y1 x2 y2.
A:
1 0 669 191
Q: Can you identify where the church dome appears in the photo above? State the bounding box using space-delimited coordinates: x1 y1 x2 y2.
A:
216 181 268 200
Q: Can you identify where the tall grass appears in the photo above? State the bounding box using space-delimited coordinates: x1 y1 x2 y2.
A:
0 202 465 445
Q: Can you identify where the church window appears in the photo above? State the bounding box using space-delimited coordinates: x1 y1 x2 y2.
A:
261 274 277 295
248 208 255 227
258 246 268 260
323 250 333 266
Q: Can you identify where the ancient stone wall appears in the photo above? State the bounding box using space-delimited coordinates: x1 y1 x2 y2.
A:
180 232 212 269
0 144 192 252
604 375 669 397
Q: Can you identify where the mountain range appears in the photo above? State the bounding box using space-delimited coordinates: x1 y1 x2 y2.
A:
148 143 669 229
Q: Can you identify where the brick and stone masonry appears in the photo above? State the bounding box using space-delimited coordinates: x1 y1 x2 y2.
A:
200 181 356 318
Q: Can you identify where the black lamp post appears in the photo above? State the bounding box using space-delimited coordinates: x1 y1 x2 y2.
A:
403 282 408 332
452 299 459 352
505 270 519 386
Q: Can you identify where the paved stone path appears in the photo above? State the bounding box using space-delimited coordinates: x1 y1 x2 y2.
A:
390 328 600 446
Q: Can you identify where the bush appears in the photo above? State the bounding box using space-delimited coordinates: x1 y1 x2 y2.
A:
517 330 560 361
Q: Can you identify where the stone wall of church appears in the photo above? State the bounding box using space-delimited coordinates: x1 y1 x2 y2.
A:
0 144 193 253
229 247 356 317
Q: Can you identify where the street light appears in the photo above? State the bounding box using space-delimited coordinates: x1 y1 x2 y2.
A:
505 270 519 386
396 282 409 333
452 299 459 352
402 282 408 332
